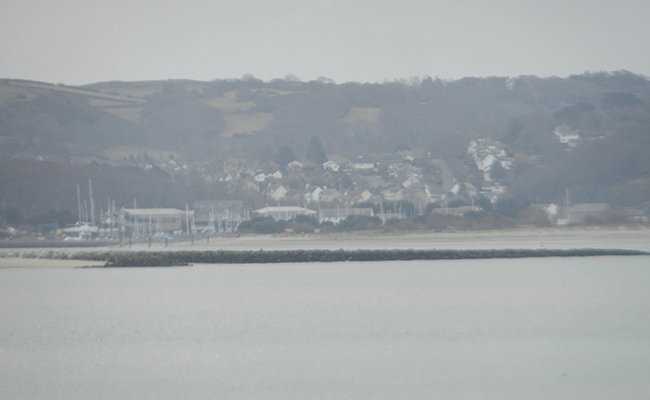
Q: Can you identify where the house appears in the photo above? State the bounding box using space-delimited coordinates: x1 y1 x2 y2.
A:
478 154 498 171
401 175 422 189
467 138 512 180
323 160 340 172
266 185 288 201
355 189 374 203
544 203 560 222
287 161 303 171
239 181 260 196
524 203 560 223
383 188 404 202
562 203 613 225
481 182 507 195
395 150 416 161
318 188 341 203
449 182 478 198
389 162 422 179
363 175 386 189
352 157 375 170
239 168 256 178
403 188 428 212
554 124 580 146
425 184 448 204
305 186 323 203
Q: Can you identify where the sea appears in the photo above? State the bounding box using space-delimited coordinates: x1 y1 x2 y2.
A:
1 237 650 399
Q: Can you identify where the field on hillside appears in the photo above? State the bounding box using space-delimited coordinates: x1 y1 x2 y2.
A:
339 107 381 124
221 113 274 137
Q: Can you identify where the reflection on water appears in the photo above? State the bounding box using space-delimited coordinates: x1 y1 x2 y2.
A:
1 256 650 399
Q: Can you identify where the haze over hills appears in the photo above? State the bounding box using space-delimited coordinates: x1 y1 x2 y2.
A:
1 71 649 228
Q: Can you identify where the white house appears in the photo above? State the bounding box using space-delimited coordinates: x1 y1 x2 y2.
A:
383 188 404 202
323 160 340 172
356 189 374 203
266 185 288 201
305 186 323 203
554 124 580 146
320 188 342 203
478 154 498 171
287 161 303 171
352 157 375 170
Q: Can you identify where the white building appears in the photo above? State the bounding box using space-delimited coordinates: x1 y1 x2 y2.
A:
253 206 317 220
120 208 193 238
554 124 580 146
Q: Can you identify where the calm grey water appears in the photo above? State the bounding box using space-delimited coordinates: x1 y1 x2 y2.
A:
2 256 650 399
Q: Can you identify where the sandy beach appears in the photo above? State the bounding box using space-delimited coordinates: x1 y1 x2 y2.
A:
0 258 105 269
177 226 650 251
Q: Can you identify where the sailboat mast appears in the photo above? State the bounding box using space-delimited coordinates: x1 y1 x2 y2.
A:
77 184 82 223
89 179 95 226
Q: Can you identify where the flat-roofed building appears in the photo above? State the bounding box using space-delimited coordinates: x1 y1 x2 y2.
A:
253 206 316 221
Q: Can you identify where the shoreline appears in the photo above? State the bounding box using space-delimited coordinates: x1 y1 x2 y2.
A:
1 248 647 269
1 225 649 268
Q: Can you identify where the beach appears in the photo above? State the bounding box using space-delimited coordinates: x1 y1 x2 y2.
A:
0 257 105 269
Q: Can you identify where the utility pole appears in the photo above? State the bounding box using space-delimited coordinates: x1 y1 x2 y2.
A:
186 204 190 234
89 179 95 226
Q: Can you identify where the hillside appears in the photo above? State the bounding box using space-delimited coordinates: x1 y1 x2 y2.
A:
1 72 650 226
3 72 650 160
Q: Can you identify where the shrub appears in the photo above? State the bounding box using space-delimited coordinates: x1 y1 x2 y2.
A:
237 216 284 234
335 215 382 231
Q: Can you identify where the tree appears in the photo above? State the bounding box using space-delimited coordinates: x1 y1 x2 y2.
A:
305 136 327 165
601 92 643 108
394 142 412 152
274 146 297 171
493 198 522 218
489 162 507 181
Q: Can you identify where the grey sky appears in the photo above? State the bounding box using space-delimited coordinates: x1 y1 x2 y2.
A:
1 0 649 85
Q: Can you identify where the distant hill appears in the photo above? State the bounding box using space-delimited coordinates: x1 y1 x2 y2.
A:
3 71 650 162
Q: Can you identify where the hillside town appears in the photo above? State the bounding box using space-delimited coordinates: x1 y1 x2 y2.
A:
2 73 649 240
30 131 641 241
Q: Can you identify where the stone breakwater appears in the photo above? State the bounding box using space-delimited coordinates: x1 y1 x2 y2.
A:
2 248 645 267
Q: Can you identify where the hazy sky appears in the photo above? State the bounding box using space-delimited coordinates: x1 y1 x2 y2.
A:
1 0 649 85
